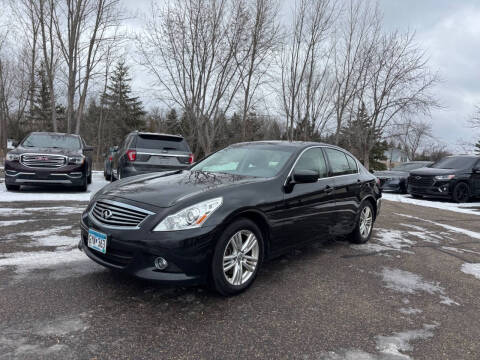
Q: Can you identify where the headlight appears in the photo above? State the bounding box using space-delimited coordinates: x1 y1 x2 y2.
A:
68 155 85 165
435 174 455 180
153 197 223 231
6 152 19 161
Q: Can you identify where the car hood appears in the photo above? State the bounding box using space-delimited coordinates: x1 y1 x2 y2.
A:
13 146 82 157
96 170 266 208
409 167 457 176
374 170 408 178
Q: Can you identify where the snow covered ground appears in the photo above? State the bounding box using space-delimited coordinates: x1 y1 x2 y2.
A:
0 171 109 202
382 192 480 216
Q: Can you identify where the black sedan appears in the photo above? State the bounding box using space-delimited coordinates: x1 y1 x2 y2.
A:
79 141 381 295
375 161 433 193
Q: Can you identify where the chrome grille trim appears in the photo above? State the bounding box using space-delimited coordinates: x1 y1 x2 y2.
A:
21 153 67 168
89 199 154 229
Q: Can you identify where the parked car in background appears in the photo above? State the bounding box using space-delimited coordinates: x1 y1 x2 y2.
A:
408 155 480 202
104 147 116 181
111 132 193 180
4 132 93 192
375 161 433 193
80 141 381 295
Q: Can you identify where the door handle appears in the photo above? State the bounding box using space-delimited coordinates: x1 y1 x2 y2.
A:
325 185 333 193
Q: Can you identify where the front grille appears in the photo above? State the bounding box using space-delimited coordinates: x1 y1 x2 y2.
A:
21 154 66 168
90 200 153 228
409 175 434 187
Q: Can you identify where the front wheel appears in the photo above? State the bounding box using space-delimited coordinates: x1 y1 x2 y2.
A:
5 183 20 191
210 218 263 296
452 182 470 203
349 202 374 244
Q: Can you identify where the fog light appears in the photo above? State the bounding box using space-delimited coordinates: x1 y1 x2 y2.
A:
154 257 168 270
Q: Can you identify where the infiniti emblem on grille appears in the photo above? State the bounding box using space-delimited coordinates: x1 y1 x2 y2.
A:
102 209 113 219
415 176 421 180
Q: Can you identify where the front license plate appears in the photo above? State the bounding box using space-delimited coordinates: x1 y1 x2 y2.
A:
88 229 107 254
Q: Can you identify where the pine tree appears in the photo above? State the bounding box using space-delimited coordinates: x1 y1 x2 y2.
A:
102 61 145 140
26 63 53 132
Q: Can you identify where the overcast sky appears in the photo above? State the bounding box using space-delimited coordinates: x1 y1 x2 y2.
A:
122 0 480 152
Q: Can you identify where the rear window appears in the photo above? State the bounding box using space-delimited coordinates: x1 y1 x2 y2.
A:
431 156 478 169
135 134 190 152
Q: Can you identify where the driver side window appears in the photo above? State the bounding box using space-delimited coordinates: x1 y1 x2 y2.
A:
294 148 328 178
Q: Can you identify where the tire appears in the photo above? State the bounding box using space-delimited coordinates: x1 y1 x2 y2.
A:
78 174 88 192
210 218 264 296
452 182 470 203
411 194 423 199
105 171 111 181
349 201 374 244
5 183 20 191
87 171 92 184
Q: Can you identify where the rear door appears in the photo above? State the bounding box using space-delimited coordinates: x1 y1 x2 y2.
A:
277 147 336 250
134 134 192 172
323 148 361 236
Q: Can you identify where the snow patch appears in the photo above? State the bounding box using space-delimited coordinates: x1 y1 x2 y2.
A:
0 172 108 202
383 193 480 216
461 263 480 280
376 324 437 359
0 219 34 226
0 206 84 216
380 268 458 306
353 229 415 254
399 307 422 315
396 213 480 240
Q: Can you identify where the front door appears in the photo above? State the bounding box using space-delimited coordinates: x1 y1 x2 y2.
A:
277 147 336 251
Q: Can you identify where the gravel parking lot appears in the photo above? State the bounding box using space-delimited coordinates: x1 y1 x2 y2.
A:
1 176 480 359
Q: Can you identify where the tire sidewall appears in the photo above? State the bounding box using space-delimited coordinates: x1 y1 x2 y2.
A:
211 218 264 296
453 182 470 203
351 201 374 244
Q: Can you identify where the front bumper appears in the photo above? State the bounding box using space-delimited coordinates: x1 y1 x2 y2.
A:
408 181 453 198
5 161 85 186
79 209 219 285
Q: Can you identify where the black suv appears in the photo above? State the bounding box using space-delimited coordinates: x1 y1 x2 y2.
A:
4 132 93 191
408 155 480 202
112 132 193 180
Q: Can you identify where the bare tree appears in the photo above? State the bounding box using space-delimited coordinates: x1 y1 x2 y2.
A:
279 0 336 140
332 0 380 145
356 30 439 169
236 0 280 140
137 0 248 156
397 119 433 160
52 0 122 134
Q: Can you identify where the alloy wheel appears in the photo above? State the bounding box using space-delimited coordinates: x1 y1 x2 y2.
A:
454 183 469 203
359 206 373 239
223 230 259 286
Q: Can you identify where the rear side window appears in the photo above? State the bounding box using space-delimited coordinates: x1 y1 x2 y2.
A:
135 134 190 152
294 148 328 178
324 148 356 176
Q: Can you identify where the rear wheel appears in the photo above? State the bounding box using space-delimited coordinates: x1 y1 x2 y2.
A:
349 202 374 244
210 218 263 296
6 183 20 191
452 182 470 203
87 171 92 184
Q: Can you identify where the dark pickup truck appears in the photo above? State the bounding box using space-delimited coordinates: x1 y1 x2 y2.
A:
4 132 93 192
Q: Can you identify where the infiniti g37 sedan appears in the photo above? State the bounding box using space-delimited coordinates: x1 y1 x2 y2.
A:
80 141 381 295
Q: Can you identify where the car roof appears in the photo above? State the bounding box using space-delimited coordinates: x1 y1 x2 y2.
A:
29 132 80 138
230 140 338 150
131 131 184 139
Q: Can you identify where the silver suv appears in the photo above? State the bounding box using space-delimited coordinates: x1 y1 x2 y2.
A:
111 132 193 180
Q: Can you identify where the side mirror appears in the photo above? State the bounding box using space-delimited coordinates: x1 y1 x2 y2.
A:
113 146 118 152
84 146 94 152
292 169 319 183
12 141 18 147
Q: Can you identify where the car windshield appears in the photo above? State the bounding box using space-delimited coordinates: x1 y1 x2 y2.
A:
136 134 190 151
21 133 81 150
431 156 477 169
191 146 295 177
391 162 430 171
